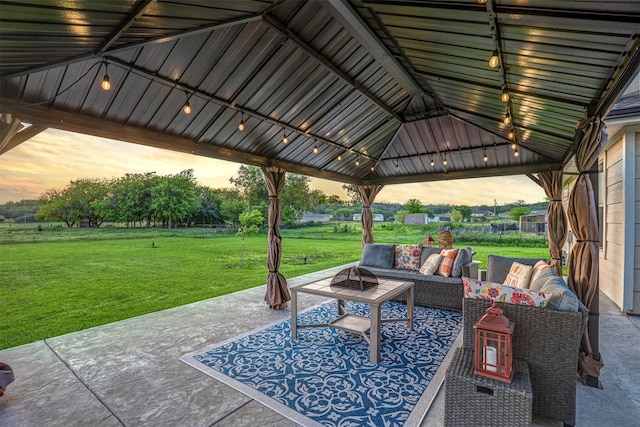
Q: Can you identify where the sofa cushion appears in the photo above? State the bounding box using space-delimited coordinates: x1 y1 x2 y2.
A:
419 254 442 275
451 247 473 278
420 246 442 266
486 255 545 283
366 267 462 285
528 260 554 287
463 277 552 308
530 268 581 312
360 244 395 269
503 262 533 288
394 244 423 270
438 248 459 277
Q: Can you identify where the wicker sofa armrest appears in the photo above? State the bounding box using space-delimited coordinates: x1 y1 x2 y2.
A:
461 260 479 280
462 298 586 426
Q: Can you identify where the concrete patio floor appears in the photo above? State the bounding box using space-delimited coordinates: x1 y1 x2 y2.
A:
1 264 638 427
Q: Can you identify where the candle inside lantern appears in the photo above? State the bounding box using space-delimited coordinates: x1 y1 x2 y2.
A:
485 346 497 372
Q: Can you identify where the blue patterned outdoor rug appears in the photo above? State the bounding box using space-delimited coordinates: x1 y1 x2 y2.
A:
181 300 462 427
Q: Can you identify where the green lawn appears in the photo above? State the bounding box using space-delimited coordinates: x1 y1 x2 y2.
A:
0 233 551 350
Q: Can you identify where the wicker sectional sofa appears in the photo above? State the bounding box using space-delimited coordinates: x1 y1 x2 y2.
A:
358 243 478 311
462 255 587 427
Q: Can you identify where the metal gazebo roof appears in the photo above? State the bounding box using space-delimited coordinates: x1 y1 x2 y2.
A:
1 0 639 185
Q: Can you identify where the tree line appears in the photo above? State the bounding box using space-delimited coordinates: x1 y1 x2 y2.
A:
0 166 548 227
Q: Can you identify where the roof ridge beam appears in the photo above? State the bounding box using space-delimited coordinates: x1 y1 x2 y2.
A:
323 0 423 96
262 14 402 122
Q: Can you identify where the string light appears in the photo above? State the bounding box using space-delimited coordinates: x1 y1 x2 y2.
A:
430 157 435 167
503 111 511 125
101 63 111 91
508 130 515 140
238 112 245 131
355 158 360 166
501 89 509 103
443 156 447 166
370 166 375 172
313 145 318 154
511 142 517 149
514 147 519 157
282 129 288 144
395 160 399 171
182 91 191 115
489 50 500 68
483 148 488 162
337 154 342 161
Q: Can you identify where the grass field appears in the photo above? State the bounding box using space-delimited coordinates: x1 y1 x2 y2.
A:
0 225 552 350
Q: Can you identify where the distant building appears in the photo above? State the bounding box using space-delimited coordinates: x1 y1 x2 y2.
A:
519 210 547 234
353 213 384 222
299 212 333 222
404 213 442 224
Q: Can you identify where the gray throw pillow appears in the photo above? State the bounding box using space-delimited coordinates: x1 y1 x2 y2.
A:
451 247 472 278
360 244 395 269
420 246 442 266
531 268 580 312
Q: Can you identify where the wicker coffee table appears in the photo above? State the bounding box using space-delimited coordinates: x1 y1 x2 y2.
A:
290 277 414 364
445 347 533 427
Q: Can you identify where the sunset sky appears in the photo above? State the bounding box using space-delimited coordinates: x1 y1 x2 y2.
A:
0 128 546 206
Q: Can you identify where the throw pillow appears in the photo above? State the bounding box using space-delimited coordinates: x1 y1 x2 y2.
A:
438 248 459 277
393 244 423 271
462 277 552 308
451 247 472 278
360 244 395 269
503 262 533 288
528 259 553 287
530 268 581 312
419 254 443 275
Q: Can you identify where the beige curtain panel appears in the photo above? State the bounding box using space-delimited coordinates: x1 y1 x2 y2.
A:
538 170 567 277
567 117 607 378
357 184 383 247
261 166 290 310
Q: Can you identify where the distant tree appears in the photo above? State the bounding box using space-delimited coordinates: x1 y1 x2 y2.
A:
111 172 157 227
230 165 268 207
236 209 264 267
395 210 406 223
195 186 222 225
404 198 426 213
150 170 200 228
455 205 473 222
450 208 463 223
510 206 532 222
37 188 82 227
342 184 361 205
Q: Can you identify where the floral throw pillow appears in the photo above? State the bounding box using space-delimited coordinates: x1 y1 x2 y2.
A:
393 244 423 271
462 277 552 308
419 254 442 275
503 262 533 288
437 248 459 277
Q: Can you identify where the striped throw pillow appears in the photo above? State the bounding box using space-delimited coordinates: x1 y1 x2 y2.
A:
437 248 459 277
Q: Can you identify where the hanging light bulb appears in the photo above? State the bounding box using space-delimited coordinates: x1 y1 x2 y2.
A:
483 149 488 162
370 166 375 172
337 154 342 161
355 158 360 166
282 129 288 144
501 89 509 103
514 148 519 157
443 156 448 166
101 63 111 91
313 145 318 154
508 130 515 140
503 112 512 125
182 92 192 114
511 142 517 150
395 161 399 171
238 112 245 131
489 50 500 68
430 157 435 167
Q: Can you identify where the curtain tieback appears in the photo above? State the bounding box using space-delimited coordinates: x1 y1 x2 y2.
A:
268 270 279 273
550 199 561 202
551 257 562 260
576 239 599 243
268 195 278 198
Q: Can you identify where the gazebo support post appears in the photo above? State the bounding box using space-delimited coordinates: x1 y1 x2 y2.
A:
585 167 602 388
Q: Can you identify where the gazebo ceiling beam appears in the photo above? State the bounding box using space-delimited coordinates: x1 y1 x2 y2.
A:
0 97 363 185
0 120 46 155
96 0 157 55
262 13 403 122
323 0 423 96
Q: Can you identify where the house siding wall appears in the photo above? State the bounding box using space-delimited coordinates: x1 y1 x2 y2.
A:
600 140 625 308
634 133 640 312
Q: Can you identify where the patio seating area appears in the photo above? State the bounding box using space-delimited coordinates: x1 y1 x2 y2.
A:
1 264 638 427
